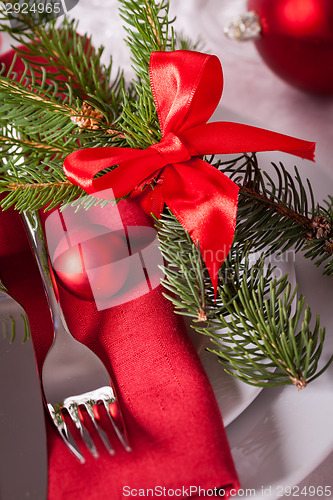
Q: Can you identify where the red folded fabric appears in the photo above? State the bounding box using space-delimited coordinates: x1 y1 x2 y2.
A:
0 199 240 499
0 42 240 498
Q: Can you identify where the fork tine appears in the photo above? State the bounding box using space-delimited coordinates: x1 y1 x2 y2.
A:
97 386 131 452
47 404 85 464
103 400 131 452
66 402 99 458
84 402 115 455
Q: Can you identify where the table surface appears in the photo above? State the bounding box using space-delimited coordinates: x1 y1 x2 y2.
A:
1 0 332 495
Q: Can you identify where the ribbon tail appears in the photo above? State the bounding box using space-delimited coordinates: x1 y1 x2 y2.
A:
163 159 239 294
182 122 315 161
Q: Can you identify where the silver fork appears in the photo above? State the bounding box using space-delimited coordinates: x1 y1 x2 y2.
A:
21 210 131 463
0 280 30 344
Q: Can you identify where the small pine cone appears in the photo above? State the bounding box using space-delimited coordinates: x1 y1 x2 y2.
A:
324 238 333 255
71 102 104 131
310 216 331 239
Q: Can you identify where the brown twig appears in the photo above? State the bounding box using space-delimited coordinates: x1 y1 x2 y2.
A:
8 180 72 191
240 184 312 229
239 184 333 256
143 0 163 50
0 135 66 152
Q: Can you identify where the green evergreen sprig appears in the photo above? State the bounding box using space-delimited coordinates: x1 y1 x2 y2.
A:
0 160 82 211
117 0 175 147
158 210 333 388
0 59 85 209
215 153 333 276
119 0 175 85
118 0 201 147
0 5 125 117
0 7 131 211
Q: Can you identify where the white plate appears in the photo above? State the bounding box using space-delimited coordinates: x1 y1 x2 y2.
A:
222 150 333 499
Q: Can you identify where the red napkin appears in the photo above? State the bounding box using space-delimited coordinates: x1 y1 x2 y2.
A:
0 43 240 498
0 199 240 499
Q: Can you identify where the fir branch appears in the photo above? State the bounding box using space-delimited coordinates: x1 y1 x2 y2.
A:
157 210 333 388
0 66 76 142
174 31 204 51
0 161 83 212
0 67 127 211
143 0 164 50
239 184 312 230
117 0 176 146
0 7 125 120
0 62 81 210
0 0 331 389
119 0 175 83
218 154 333 276
7 179 72 191
0 62 123 210
0 73 72 113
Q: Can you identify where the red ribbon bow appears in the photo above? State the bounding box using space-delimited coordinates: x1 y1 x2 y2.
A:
64 50 315 291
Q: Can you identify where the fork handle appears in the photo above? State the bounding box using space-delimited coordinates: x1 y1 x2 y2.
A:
21 211 69 333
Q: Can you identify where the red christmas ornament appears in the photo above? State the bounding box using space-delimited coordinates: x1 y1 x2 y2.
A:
52 224 129 301
227 0 333 94
248 0 333 94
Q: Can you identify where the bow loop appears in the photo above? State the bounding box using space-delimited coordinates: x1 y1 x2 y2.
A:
150 51 223 136
149 132 191 165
